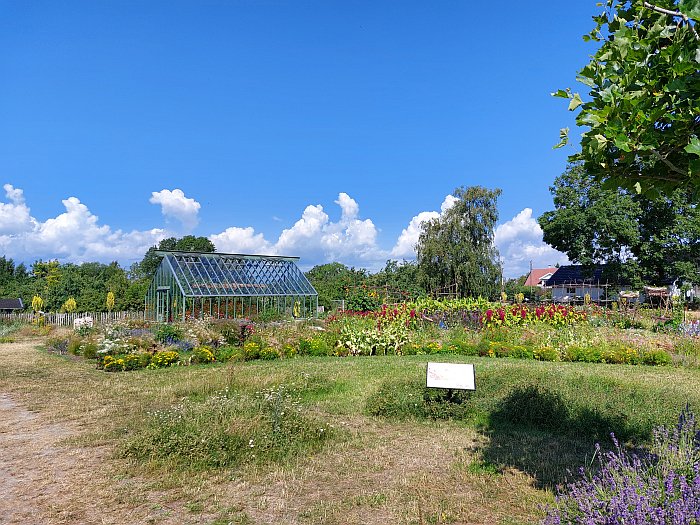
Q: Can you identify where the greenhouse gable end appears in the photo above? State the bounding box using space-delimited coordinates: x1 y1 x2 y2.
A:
145 250 318 321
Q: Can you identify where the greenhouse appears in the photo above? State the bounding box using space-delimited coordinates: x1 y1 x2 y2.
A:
145 251 318 322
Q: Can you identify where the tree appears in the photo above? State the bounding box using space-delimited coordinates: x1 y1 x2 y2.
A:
367 260 426 300
539 164 700 285
305 262 368 310
136 236 216 279
554 0 700 198
416 186 502 299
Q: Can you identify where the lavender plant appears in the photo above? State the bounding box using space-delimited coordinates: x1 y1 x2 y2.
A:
544 405 700 524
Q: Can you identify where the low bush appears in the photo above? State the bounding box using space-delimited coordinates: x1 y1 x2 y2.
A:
45 336 69 354
81 341 99 359
642 348 672 366
148 350 180 369
154 323 183 344
190 345 216 365
544 406 700 524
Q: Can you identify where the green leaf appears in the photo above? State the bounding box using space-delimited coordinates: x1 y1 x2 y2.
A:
593 134 608 151
634 181 642 194
685 136 700 156
551 89 570 98
679 0 700 20
690 159 700 177
614 135 632 152
553 128 569 149
568 93 583 111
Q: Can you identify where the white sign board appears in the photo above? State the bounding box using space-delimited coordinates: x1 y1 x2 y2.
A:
426 362 476 390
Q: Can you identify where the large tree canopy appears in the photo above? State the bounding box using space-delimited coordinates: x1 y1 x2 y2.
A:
539 164 700 285
554 0 700 198
416 186 502 299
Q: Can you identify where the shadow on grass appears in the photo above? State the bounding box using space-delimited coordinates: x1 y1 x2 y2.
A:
478 384 647 489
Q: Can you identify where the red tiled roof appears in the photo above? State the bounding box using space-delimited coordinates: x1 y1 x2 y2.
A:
524 268 558 287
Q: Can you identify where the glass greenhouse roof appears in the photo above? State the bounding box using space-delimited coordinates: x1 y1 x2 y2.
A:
155 251 318 298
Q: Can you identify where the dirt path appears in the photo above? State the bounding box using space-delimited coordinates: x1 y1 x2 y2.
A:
0 392 98 524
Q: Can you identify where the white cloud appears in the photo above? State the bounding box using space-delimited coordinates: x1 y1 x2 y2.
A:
494 208 569 278
209 192 385 268
391 194 457 258
1 184 568 279
0 184 34 235
0 185 167 265
149 188 200 232
210 226 274 255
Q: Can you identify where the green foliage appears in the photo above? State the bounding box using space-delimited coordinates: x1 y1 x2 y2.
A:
416 186 502 299
148 350 180 368
365 367 688 442
305 262 368 310
190 346 216 364
345 288 382 312
555 0 700 197
136 236 216 280
154 323 183 344
120 387 335 471
540 164 700 285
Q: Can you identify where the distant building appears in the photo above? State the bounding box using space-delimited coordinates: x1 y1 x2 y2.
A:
524 268 558 288
0 298 24 313
543 265 632 303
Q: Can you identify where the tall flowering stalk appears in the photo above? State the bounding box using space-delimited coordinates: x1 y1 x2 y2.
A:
544 406 700 524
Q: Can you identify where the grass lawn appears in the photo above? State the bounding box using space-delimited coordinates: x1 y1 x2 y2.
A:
1 335 699 524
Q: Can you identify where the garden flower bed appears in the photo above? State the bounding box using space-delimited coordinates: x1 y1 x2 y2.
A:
36 298 700 372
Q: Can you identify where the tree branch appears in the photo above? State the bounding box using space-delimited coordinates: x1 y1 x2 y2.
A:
649 147 687 176
642 1 700 40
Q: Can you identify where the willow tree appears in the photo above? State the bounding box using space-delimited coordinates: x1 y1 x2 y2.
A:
416 186 502 299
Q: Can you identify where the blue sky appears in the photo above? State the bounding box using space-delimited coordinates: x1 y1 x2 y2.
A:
0 1 600 277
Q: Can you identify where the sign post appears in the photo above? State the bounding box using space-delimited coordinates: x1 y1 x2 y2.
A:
426 362 476 391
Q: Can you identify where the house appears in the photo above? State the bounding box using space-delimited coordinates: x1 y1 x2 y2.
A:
0 298 24 313
543 265 633 303
524 268 558 288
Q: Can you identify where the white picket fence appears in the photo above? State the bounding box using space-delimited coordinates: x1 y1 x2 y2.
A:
0 310 145 327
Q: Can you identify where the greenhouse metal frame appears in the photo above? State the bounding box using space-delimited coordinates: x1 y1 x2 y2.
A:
145 250 318 322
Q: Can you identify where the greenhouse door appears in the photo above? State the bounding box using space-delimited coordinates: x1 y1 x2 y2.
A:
156 286 170 322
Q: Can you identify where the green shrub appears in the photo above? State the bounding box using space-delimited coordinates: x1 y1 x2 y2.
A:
280 343 297 358
81 341 99 359
243 341 261 360
67 338 82 355
642 349 672 366
191 345 216 365
259 346 280 360
103 355 126 372
534 347 560 361
148 350 180 368
214 345 241 362
299 337 331 357
123 353 147 371
154 323 183 344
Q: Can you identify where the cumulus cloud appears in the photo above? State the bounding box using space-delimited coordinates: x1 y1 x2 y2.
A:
208 192 385 268
0 185 167 265
0 184 34 235
494 208 569 278
2 184 568 278
149 188 201 232
210 226 274 255
391 194 457 258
